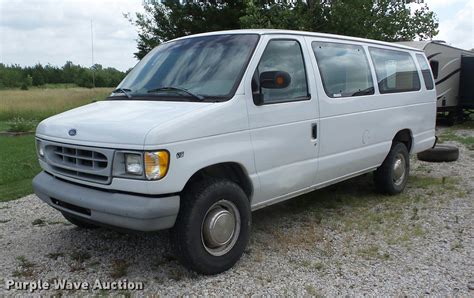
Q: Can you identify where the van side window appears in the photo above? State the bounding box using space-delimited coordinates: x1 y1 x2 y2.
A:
253 40 308 104
416 54 435 90
369 48 421 94
430 60 439 79
312 42 374 98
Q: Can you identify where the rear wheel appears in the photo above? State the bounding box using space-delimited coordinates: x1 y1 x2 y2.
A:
170 178 251 275
62 212 98 229
374 142 409 195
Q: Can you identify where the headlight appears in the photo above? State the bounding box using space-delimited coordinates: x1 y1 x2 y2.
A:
125 153 143 175
36 140 45 158
144 151 169 180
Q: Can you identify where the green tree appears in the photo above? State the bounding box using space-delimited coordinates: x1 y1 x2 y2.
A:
126 0 246 59
0 62 126 89
129 0 438 58
0 63 24 88
31 64 46 86
240 0 326 31
77 69 94 88
21 74 33 90
241 0 438 42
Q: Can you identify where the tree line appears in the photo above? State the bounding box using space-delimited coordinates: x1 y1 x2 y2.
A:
0 62 127 89
128 0 439 59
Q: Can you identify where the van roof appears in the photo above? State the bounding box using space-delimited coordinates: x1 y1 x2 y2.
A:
171 29 424 53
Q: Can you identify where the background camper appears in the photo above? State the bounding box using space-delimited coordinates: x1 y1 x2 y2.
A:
398 41 474 124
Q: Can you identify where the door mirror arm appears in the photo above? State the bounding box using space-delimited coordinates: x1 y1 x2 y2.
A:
253 93 264 106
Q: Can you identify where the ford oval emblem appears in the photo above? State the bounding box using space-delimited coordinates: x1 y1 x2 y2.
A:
68 129 77 136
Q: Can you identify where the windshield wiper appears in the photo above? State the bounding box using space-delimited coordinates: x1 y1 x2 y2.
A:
147 86 204 101
111 88 132 99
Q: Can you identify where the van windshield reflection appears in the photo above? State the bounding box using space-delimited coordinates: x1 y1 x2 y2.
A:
112 34 260 102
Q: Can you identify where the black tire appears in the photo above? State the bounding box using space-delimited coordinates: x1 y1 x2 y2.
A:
62 212 99 229
170 178 251 275
417 145 459 162
374 142 409 195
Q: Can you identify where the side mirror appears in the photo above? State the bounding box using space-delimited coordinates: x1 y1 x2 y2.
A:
259 71 291 89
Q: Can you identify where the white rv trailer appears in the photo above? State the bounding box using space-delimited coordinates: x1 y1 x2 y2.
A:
397 41 474 122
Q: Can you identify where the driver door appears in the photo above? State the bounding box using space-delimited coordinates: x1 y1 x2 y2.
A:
245 35 320 206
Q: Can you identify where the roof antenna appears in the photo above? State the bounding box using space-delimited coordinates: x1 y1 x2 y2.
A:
91 19 95 88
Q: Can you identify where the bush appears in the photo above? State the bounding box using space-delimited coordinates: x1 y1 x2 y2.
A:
25 75 33 87
6 117 37 132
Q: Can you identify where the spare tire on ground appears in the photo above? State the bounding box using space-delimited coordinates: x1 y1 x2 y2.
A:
417 145 459 162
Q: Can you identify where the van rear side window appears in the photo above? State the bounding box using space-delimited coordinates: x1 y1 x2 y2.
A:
415 54 435 90
369 48 421 94
312 42 374 98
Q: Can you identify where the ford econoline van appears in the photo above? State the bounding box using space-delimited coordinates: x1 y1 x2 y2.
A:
33 29 436 274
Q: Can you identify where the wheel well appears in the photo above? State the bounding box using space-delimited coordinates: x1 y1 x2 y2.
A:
393 129 413 152
184 163 253 200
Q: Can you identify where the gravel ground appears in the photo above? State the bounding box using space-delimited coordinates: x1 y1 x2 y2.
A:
1 129 473 296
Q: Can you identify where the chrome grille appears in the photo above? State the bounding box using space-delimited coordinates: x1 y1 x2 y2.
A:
52 146 108 169
42 141 114 184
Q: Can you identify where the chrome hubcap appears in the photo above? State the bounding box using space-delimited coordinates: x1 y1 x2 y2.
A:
201 200 240 256
393 153 406 186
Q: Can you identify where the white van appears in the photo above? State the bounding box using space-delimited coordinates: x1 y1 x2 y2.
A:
33 29 436 274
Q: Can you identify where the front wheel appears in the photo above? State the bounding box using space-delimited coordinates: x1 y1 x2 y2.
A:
374 142 409 195
170 178 251 275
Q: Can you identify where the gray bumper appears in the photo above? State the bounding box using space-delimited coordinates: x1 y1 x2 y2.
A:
32 171 180 231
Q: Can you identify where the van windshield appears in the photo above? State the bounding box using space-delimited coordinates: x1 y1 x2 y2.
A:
114 34 259 101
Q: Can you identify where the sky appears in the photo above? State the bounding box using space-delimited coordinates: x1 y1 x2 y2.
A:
410 0 473 50
0 0 144 71
0 0 473 71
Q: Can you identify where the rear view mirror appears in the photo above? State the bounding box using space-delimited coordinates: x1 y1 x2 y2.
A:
259 71 291 89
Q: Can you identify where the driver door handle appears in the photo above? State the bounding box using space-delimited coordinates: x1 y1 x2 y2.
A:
311 123 318 140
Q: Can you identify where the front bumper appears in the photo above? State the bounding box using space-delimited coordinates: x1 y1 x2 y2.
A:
32 171 180 231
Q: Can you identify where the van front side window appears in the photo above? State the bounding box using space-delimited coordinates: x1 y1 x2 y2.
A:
254 39 309 104
312 42 374 98
369 48 421 94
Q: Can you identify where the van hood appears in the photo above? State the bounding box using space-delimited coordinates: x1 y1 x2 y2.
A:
36 100 212 148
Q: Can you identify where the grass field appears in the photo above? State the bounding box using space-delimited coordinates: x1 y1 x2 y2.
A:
0 87 111 121
0 135 41 201
0 87 112 201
